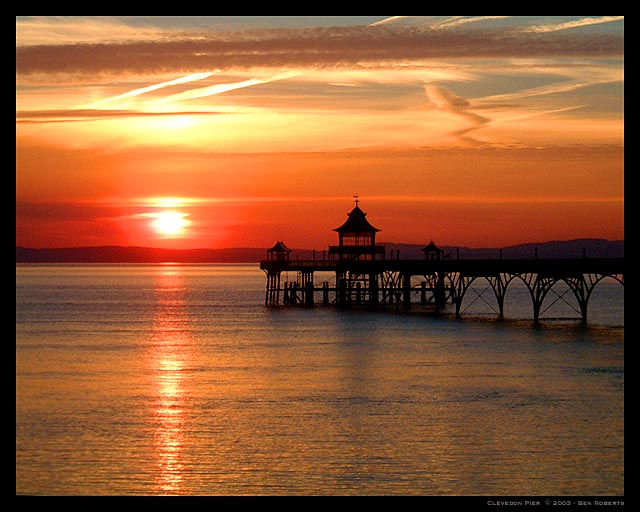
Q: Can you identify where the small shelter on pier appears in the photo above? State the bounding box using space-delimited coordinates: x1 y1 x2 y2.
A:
329 198 385 261
422 240 443 261
267 241 291 262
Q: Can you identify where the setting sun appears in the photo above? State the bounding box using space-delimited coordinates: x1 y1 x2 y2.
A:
152 212 189 236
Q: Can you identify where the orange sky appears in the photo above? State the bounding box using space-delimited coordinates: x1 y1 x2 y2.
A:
16 16 624 250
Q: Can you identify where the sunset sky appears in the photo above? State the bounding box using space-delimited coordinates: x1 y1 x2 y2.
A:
16 16 624 250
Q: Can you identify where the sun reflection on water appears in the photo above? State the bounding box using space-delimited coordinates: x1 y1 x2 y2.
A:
151 266 190 495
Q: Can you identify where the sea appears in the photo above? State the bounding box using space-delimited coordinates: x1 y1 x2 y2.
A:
16 264 624 496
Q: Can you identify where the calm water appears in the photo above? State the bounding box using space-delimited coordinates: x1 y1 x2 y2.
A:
16 264 624 496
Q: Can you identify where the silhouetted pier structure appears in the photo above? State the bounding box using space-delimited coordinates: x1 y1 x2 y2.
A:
260 200 624 325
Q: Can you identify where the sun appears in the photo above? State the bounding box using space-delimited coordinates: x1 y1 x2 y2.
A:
152 211 189 236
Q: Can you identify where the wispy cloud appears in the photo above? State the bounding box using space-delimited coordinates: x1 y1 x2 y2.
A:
16 108 230 123
521 16 624 34
15 16 172 46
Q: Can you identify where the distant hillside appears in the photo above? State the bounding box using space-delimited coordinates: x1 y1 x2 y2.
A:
16 239 623 263
15 246 267 263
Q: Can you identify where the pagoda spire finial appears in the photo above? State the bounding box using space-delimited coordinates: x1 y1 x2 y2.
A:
353 194 359 207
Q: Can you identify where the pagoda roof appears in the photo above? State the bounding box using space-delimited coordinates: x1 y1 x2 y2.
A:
268 240 291 253
333 205 380 233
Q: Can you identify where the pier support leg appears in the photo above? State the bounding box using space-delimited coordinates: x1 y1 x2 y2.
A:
305 282 314 306
580 305 588 325
494 287 506 320
369 274 379 308
435 272 446 310
402 273 411 310
265 271 282 306
337 274 349 308
322 282 329 305
454 298 462 319
533 300 542 326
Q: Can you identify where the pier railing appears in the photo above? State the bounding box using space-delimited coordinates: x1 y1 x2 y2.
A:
261 257 624 274
260 259 338 271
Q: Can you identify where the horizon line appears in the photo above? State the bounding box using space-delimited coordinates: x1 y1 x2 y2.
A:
16 237 625 252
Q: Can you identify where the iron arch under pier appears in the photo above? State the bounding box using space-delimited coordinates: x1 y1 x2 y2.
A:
448 271 624 324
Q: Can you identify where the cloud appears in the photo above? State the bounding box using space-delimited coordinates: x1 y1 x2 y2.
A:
15 16 173 46
16 108 230 123
424 84 490 144
16 199 123 221
16 25 623 77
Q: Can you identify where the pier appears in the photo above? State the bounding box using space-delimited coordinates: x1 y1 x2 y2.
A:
260 200 624 325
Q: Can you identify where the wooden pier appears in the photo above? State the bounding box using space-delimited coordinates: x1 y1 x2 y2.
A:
260 201 624 325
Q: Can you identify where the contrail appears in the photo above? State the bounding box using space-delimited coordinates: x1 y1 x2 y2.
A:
368 16 410 27
150 71 301 104
434 16 511 29
476 77 622 103
492 105 587 125
521 16 624 34
92 72 216 106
